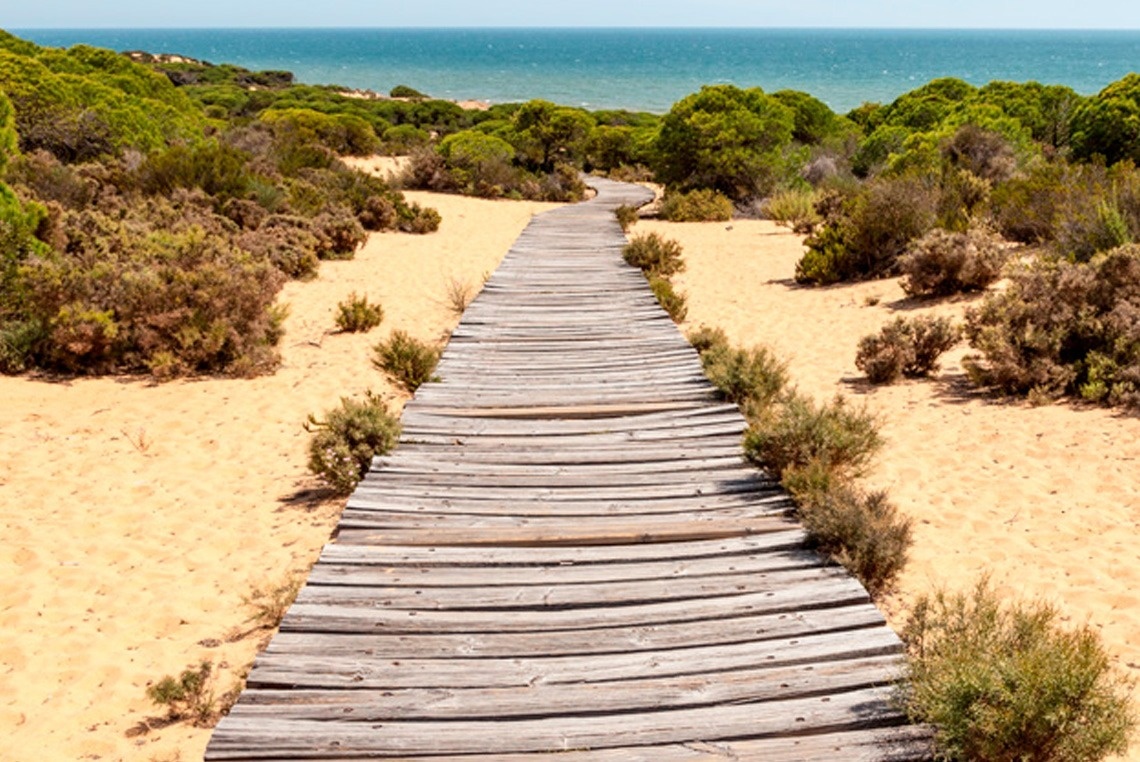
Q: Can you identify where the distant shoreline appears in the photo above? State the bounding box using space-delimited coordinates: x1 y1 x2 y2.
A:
13 27 1140 113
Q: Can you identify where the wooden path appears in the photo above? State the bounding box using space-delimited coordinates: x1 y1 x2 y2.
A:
207 178 932 760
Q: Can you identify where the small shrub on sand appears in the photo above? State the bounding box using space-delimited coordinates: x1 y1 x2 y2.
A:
901 579 1135 762
146 662 222 727
899 228 1009 297
445 277 475 316
373 330 441 393
622 232 685 278
243 577 303 630
856 316 961 384
744 392 882 479
398 203 442 234
687 324 729 355
649 275 688 323
334 293 383 333
306 391 401 495
764 187 821 232
659 188 734 222
700 342 789 417
615 203 640 232
794 474 911 596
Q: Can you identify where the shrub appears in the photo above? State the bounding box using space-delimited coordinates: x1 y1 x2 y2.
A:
305 391 401 495
796 174 939 284
445 277 475 316
856 316 961 384
964 246 1140 407
334 293 383 333
966 248 1140 408
797 479 911 597
659 188 734 222
146 662 220 727
687 324 729 355
649 275 688 323
622 232 685 278
899 228 1009 297
373 330 441 393
398 203 441 234
311 210 367 259
763 187 821 232
237 221 320 280
243 577 302 630
615 203 640 232
744 392 882 478
901 579 1135 762
700 342 789 416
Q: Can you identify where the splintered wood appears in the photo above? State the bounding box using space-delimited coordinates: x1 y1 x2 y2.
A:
206 178 931 760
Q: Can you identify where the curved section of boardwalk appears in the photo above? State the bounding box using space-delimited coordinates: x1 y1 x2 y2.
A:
207 178 931 760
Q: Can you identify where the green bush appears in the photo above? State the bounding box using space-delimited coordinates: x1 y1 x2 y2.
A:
1071 73 1140 166
796 175 939 284
902 579 1135 762
763 187 821 232
622 232 685 278
389 84 427 99
11 211 286 376
744 392 882 478
796 478 911 597
899 228 1009 297
649 275 688 323
373 330 441 393
856 316 961 384
700 342 788 416
306 391 401 495
964 246 1140 407
398 203 441 234
687 324 729 355
615 203 639 232
146 661 221 727
659 188 734 222
335 293 383 333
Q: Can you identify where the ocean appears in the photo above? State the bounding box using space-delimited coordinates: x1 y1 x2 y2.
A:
11 28 1140 114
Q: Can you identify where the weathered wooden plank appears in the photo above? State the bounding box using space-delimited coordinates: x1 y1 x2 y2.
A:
263 604 889 659
318 531 808 567
306 547 821 588
231 654 902 721
208 686 905 758
279 574 871 634
294 564 848 611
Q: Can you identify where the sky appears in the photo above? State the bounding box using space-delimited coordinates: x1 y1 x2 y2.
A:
4 0 1140 30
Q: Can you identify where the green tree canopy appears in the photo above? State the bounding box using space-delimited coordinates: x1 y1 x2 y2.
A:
653 84 795 201
1071 73 1140 165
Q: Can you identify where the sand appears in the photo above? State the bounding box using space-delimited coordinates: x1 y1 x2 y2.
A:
0 189 560 762
3 183 1138 760
639 215 1140 759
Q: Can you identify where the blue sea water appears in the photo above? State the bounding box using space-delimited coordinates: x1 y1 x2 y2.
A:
11 28 1140 114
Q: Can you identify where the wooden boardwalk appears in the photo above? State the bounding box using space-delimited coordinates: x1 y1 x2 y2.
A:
206 178 932 760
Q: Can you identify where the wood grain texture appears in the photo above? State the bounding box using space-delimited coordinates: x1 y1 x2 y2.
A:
206 176 930 760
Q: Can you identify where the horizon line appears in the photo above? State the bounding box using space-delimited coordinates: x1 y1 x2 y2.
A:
10 25 1140 32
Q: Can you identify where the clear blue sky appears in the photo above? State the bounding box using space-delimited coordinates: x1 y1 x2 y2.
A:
5 1 1140 29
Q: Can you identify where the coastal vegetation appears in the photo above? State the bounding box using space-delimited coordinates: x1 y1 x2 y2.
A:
0 30 438 378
